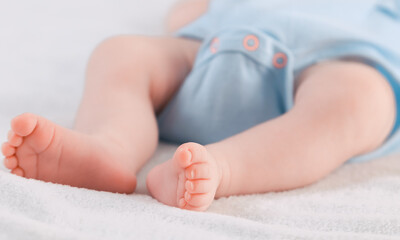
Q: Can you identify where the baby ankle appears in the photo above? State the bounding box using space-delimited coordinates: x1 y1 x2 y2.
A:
206 144 231 198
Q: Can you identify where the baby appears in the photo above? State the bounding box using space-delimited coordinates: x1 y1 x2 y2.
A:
2 0 400 211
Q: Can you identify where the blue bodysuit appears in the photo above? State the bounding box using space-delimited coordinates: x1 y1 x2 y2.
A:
157 0 400 163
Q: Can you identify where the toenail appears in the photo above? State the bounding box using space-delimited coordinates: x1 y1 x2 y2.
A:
185 181 194 191
184 149 192 162
190 169 195 179
185 192 191 201
187 149 192 157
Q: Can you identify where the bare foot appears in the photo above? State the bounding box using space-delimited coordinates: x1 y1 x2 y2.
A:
2 113 137 193
146 142 225 211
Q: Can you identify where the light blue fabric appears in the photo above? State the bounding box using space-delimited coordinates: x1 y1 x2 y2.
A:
157 0 400 163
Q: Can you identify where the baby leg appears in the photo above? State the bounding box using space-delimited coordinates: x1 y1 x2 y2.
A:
147 60 395 210
2 36 200 193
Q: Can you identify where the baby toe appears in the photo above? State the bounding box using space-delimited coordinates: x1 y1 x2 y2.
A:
183 204 208 212
2 142 16 157
178 198 187 208
4 156 18 169
185 163 210 180
7 130 23 147
11 167 25 177
175 142 208 168
173 147 192 168
178 197 205 211
185 179 213 194
11 113 38 137
184 191 213 208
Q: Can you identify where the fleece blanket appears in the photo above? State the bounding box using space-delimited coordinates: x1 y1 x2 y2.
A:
0 0 400 239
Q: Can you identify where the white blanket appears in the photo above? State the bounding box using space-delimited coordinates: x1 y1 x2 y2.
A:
1 1 400 239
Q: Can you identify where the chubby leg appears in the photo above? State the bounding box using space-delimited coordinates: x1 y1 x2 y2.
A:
147 61 395 210
2 36 200 193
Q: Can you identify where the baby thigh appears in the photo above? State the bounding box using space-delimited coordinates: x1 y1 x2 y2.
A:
294 60 396 157
207 60 396 196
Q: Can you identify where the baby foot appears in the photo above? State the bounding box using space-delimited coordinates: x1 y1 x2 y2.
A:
2 113 137 193
147 142 223 211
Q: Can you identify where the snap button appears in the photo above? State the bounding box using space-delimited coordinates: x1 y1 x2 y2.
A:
210 38 220 54
243 35 259 51
272 52 287 69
